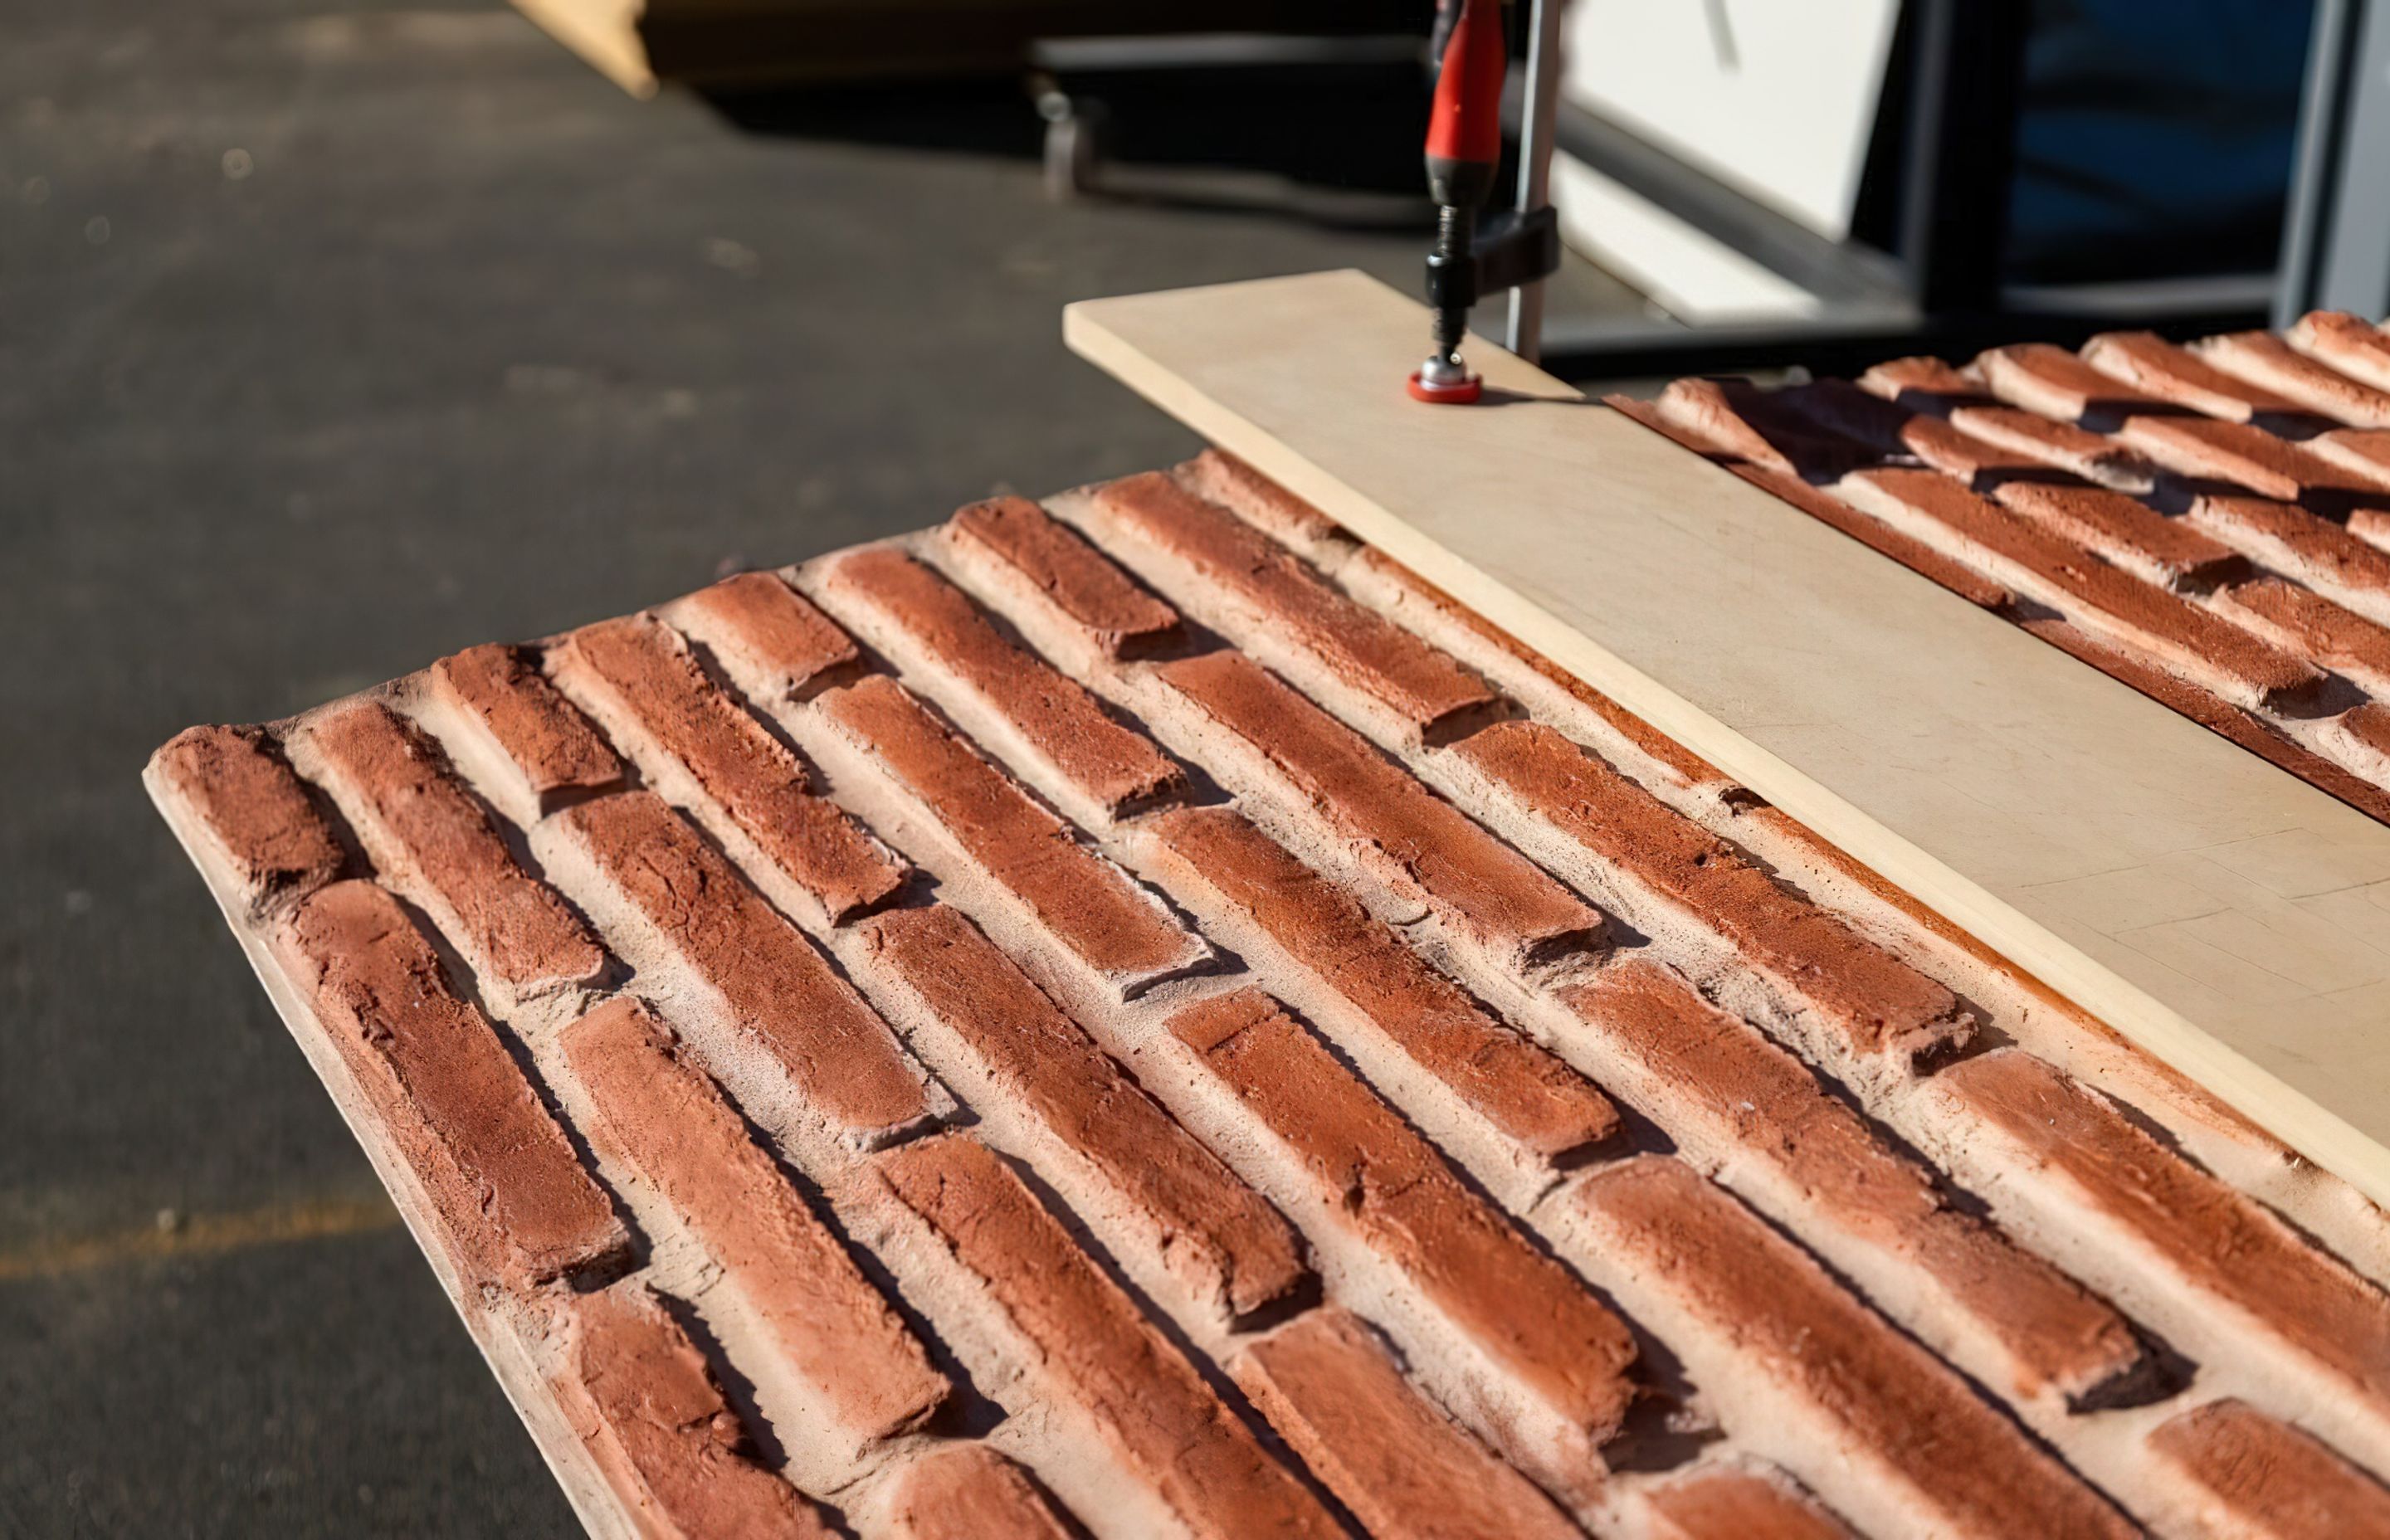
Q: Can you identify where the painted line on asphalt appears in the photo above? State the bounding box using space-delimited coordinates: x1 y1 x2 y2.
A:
0 1195 402 1281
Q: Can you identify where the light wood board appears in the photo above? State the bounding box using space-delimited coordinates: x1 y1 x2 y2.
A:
1065 267 2390 1209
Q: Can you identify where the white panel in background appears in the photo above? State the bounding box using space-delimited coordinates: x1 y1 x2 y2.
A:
1551 153 1821 322
1562 0 1902 240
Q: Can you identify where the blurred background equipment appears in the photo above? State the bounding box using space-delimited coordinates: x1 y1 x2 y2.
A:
509 0 1424 100
1539 0 2320 376
513 0 2372 385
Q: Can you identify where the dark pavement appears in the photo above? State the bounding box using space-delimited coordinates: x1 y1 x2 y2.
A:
0 5 1633 1532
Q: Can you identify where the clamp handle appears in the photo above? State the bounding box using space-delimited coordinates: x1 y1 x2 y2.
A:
1425 0 1507 210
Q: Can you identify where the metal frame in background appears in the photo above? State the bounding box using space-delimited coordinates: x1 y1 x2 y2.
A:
2278 0 2390 324
1503 0 1565 363
1531 0 2279 383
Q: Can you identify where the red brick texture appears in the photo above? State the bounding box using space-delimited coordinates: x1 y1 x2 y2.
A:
876 1133 1344 1539
876 1443 1075 1540
151 451 2390 1537
563 1282 841 1538
817 544 1187 816
556 612 908 922
276 879 625 1292
1228 1306 1580 1540
853 901 1305 1325
1638 312 2390 828
550 790 941 1148
305 699 604 1001
2146 1397 2390 1538
429 642 625 816
563 997 949 1447
155 724 345 917
811 673 1207 995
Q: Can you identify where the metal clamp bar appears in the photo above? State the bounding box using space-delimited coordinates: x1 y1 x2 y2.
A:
1505 0 1563 362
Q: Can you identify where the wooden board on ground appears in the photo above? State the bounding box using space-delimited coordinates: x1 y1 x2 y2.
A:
1065 267 2390 1208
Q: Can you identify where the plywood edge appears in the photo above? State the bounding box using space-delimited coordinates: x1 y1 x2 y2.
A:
1064 272 2390 1210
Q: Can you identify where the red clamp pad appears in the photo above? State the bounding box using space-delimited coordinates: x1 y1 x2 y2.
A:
1408 370 1483 405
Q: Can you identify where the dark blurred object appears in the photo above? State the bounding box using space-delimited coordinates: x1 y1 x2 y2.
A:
2278 0 2390 322
2005 0 2313 286
516 0 1429 100
706 45 1440 232
1539 0 2314 380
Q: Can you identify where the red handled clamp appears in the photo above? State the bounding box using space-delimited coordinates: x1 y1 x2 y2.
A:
1410 0 1560 404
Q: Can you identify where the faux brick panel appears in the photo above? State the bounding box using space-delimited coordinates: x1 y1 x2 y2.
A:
2117 415 2383 505
1166 990 1641 1445
2079 330 2314 428
2292 310 2390 393
818 544 1186 816
1229 1307 1579 1540
1836 467 2324 710
1154 651 1605 972
551 791 939 1146
1783 376 2160 509
1558 959 2144 1408
161 442 2390 1534
154 724 344 917
876 1133 1344 1540
429 643 625 814
278 880 624 1290
945 495 1183 660
1455 718 1968 1065
671 569 861 704
1986 480 2241 589
1607 392 2019 612
564 1283 839 1538
1933 1050 2390 1463
1974 341 2180 431
2218 576 2390 692
558 612 908 921
2183 493 2390 624
2197 329 2390 430
1342 536 1749 787
1176 447 1357 568
566 997 949 1446
2147 1398 2390 1540
1856 358 2156 490
1951 408 2160 490
2310 426 2390 490
1655 378 1876 481
1090 468 1499 741
1882 411 2069 491
1758 378 1960 466
812 674 1207 996
1636 1463 1851 1540
878 1444 1075 1540
855 901 1306 1324
2338 702 2390 767
1348 535 1720 789
1856 354 1981 404
1568 1156 2133 1539
1137 805 1619 1169
306 699 604 1000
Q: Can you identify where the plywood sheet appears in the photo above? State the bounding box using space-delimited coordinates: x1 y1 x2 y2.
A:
1065 268 2390 1207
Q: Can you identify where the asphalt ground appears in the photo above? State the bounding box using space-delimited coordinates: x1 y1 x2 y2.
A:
1 4 1637 1533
